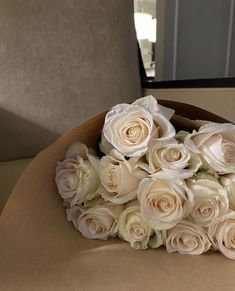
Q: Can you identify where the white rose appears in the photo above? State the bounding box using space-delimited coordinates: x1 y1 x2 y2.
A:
166 220 211 255
147 138 202 179
185 123 235 174
220 174 235 210
208 212 235 260
137 178 194 230
118 200 163 250
187 175 229 227
99 150 140 204
55 142 100 207
101 96 175 157
67 204 123 240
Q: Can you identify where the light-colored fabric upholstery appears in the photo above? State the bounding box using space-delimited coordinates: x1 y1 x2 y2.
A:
0 0 141 161
143 88 235 123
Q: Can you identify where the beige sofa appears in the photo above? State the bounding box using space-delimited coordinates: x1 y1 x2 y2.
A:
0 0 141 212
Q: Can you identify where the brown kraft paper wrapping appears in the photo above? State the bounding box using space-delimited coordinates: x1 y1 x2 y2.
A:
0 100 234 291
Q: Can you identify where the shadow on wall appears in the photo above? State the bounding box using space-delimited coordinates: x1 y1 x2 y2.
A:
0 108 59 161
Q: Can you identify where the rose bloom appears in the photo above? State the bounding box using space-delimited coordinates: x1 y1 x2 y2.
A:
137 178 194 230
208 212 235 260
100 95 175 157
55 142 99 207
166 220 211 255
185 123 235 174
220 174 235 210
67 204 123 240
118 200 163 250
99 150 139 204
145 138 202 179
187 175 229 227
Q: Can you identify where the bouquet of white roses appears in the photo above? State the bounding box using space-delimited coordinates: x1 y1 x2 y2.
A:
55 96 235 260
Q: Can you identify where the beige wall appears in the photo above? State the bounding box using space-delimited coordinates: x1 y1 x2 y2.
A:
143 88 235 122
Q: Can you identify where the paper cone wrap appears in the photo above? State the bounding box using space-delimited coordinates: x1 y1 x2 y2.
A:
0 100 234 291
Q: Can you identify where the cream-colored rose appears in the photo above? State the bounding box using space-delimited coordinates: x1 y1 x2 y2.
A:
101 96 175 157
208 212 235 260
99 150 139 204
55 142 100 207
148 139 190 171
118 200 163 249
67 204 123 240
146 138 202 179
166 220 211 255
220 174 235 210
185 123 235 174
137 178 194 230
187 175 229 227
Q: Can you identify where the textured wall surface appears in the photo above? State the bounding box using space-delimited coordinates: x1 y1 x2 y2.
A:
0 0 141 161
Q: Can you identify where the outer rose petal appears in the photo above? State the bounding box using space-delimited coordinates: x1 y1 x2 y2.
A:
132 95 175 120
118 201 155 250
68 204 123 240
103 104 155 157
166 220 211 255
99 150 140 204
137 178 194 230
55 142 100 206
208 212 235 260
187 175 229 227
101 96 176 157
220 174 235 210
184 123 235 174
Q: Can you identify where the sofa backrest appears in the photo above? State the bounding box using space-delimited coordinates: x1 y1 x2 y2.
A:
0 0 141 161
